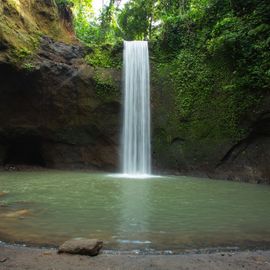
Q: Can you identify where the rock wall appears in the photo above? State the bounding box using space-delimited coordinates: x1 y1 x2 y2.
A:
151 69 270 184
0 0 121 170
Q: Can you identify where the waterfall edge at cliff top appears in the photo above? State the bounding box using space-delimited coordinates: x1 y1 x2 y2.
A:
121 40 152 178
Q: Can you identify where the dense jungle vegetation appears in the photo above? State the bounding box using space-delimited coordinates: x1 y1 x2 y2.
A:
56 0 269 166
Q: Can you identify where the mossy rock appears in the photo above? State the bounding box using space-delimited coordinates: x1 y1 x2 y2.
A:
0 0 75 65
84 44 122 69
93 68 120 101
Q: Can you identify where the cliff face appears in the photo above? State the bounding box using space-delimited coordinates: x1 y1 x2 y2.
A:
0 0 74 60
0 0 121 170
151 66 270 184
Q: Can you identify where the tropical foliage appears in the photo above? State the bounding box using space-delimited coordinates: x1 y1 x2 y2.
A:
57 0 270 141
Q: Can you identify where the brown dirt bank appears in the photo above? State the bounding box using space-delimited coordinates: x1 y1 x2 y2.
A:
0 244 270 270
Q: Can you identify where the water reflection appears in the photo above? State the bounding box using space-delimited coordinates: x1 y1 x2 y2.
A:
115 178 151 249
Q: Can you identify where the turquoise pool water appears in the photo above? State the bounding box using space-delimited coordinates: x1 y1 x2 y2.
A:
0 171 270 251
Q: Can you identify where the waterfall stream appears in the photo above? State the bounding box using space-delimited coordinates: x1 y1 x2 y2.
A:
122 41 151 176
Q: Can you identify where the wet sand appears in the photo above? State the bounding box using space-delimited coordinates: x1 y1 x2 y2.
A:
0 244 270 270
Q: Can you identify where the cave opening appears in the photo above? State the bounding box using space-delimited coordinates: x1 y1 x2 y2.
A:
4 136 46 167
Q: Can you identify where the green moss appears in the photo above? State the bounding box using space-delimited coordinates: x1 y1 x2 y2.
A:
153 48 257 143
7 32 41 66
22 62 36 71
85 46 121 69
30 34 41 50
13 47 32 60
93 70 119 101
151 45 263 168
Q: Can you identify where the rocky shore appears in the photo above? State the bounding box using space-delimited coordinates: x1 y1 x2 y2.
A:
0 243 269 270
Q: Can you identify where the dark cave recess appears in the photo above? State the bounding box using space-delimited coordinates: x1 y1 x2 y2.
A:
3 136 46 166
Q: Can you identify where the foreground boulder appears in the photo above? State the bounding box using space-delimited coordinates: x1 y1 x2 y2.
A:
58 238 103 256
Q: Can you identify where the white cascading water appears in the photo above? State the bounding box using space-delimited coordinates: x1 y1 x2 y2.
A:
122 41 151 176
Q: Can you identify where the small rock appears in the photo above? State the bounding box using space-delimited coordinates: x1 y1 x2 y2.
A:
4 165 17 171
252 256 264 262
42 252 52 256
0 192 8 197
0 257 8 263
58 238 103 256
2 209 31 218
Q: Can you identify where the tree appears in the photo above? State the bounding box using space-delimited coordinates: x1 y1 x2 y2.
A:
118 0 156 40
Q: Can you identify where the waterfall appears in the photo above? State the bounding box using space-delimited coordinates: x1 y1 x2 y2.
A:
122 41 151 176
